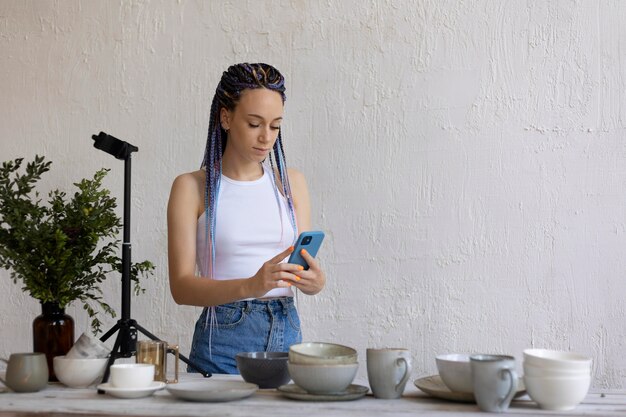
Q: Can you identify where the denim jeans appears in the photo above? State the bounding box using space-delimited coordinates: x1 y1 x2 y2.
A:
188 297 302 374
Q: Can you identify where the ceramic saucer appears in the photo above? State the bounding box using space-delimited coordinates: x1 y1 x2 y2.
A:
277 384 369 401
97 381 166 399
414 375 526 403
166 380 258 402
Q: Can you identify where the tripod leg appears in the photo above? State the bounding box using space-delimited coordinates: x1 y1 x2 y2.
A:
98 330 124 394
134 322 212 378
100 321 120 343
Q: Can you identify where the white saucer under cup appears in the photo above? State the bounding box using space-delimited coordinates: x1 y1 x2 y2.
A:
97 381 166 399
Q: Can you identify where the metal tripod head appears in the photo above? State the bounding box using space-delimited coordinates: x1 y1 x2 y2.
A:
92 132 138 160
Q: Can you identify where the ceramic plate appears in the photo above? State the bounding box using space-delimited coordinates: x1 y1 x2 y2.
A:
277 384 368 401
97 381 166 399
414 375 526 403
166 380 258 402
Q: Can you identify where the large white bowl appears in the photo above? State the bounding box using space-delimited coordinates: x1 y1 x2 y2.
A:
289 342 357 365
287 362 358 394
523 362 591 378
53 356 108 388
523 349 592 371
524 374 590 411
435 353 472 393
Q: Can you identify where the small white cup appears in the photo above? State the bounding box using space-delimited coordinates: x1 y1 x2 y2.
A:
109 363 154 389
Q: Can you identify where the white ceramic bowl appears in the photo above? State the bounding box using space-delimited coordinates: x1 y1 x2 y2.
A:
523 349 592 371
287 362 358 394
109 363 154 389
289 342 357 365
435 353 472 393
523 362 591 378
53 356 108 388
524 374 590 410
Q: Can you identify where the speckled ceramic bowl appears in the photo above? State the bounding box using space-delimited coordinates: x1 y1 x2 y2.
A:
436 353 473 393
288 342 357 365
236 352 290 389
287 361 358 394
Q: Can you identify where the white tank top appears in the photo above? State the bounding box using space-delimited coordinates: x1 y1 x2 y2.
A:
196 164 296 299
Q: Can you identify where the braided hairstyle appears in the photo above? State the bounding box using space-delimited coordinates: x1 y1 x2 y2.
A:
201 63 297 280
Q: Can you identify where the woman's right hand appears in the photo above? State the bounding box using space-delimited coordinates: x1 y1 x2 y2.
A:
246 246 304 298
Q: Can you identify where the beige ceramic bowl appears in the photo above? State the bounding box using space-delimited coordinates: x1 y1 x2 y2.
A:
53 356 108 388
523 374 590 410
435 353 473 393
289 342 357 365
287 362 358 394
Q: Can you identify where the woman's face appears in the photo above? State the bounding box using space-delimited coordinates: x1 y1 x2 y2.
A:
221 88 284 164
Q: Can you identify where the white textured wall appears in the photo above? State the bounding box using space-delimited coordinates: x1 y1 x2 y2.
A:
1 0 625 389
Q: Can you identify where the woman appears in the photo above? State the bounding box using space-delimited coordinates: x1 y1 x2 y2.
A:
167 63 326 374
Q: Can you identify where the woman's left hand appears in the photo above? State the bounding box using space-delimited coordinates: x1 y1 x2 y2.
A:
290 249 326 295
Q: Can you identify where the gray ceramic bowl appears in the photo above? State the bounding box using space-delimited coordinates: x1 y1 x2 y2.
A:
236 352 290 389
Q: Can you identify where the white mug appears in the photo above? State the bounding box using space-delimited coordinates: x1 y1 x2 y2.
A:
366 348 412 399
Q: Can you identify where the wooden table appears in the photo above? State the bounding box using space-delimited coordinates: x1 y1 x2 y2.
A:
1 373 625 417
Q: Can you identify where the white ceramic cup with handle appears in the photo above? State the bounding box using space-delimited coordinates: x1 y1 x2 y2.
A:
109 363 154 389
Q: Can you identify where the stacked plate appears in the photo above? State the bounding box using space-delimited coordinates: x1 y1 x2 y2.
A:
523 349 592 411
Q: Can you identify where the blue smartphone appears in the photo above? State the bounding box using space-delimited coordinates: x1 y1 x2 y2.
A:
288 231 325 270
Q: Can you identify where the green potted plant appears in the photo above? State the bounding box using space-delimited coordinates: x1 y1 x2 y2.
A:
0 155 154 379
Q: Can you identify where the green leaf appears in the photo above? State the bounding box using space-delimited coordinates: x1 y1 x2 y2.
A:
0 156 155 334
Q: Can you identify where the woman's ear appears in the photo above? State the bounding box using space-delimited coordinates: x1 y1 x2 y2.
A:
220 108 231 131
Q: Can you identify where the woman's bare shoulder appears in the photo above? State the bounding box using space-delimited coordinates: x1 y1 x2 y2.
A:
171 169 204 188
287 167 307 189
169 169 205 209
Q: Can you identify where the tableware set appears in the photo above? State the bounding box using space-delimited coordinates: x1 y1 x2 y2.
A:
417 348 592 412
0 337 594 411
277 342 368 401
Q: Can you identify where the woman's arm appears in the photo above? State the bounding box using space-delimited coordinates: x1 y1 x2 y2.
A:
288 168 326 295
167 172 300 306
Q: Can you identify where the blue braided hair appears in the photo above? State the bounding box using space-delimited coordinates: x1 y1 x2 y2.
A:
201 63 298 282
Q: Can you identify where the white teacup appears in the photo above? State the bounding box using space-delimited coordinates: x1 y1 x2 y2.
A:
109 363 154 389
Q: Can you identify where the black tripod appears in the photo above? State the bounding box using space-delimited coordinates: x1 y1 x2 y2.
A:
91 132 211 390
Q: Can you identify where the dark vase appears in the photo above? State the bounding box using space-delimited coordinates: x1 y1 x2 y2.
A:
33 302 74 381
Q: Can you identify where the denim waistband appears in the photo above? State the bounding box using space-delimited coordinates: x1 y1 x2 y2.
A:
220 297 295 313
